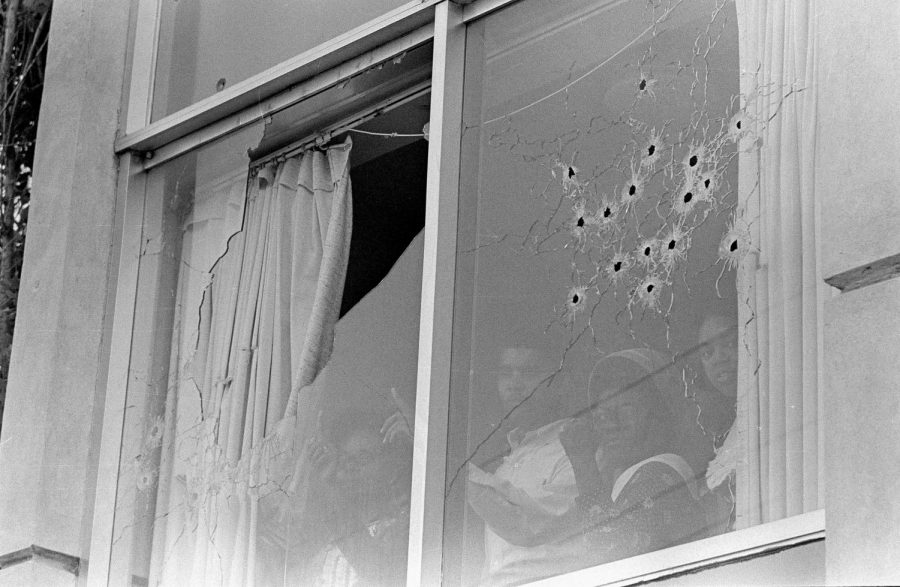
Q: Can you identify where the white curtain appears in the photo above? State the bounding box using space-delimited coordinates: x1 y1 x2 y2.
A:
150 139 353 586
731 0 823 528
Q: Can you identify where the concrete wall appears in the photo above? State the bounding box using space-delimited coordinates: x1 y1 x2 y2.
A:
0 0 131 584
817 2 900 585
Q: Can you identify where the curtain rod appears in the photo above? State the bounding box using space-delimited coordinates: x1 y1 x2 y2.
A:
248 82 431 173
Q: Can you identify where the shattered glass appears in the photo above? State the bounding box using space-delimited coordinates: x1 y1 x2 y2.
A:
110 88 429 584
441 0 810 584
110 0 820 584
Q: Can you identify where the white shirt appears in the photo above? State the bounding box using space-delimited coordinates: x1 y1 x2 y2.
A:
481 419 582 585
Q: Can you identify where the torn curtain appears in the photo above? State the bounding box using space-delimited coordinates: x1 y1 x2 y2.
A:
149 139 353 586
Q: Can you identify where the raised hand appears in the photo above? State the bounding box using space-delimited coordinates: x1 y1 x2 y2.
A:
303 435 336 482
381 387 413 443
560 416 604 493
559 416 600 464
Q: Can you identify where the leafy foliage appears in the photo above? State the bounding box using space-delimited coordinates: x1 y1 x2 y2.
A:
0 0 50 430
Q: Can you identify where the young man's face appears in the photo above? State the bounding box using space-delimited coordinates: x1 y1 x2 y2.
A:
699 315 738 399
497 347 556 430
591 386 651 466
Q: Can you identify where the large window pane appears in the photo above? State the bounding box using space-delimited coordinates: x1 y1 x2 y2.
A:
151 0 415 119
442 0 818 584
110 94 429 585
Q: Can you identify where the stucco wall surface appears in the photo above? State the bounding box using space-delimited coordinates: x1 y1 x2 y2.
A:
816 3 900 584
825 278 900 585
817 2 900 278
0 0 131 583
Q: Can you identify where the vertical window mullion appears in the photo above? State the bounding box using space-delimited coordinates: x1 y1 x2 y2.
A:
407 1 466 585
86 154 150 587
126 0 162 133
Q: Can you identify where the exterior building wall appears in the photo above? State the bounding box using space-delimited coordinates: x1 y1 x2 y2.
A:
0 1 898 585
0 0 132 584
817 2 900 585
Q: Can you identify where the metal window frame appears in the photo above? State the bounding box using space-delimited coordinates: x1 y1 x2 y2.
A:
90 0 826 585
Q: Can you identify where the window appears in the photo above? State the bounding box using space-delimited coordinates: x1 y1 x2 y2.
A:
93 1 824 585
104 63 432 583
150 0 418 119
440 0 822 584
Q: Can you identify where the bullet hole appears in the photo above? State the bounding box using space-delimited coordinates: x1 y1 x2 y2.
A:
730 239 738 252
572 293 580 304
647 144 656 157
576 216 585 227
568 166 576 178
689 155 698 167
668 239 677 250
639 79 647 91
628 184 637 196
683 191 693 203
736 120 742 130
644 246 652 256
216 78 227 92
613 261 622 272
646 283 655 293
603 206 612 218
704 178 711 189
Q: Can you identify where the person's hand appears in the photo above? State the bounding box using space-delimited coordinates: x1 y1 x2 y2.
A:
302 435 336 483
560 416 607 494
381 412 411 443
381 387 413 443
559 416 600 465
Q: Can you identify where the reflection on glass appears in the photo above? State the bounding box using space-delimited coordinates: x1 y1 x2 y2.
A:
442 0 806 584
110 115 428 585
151 0 413 119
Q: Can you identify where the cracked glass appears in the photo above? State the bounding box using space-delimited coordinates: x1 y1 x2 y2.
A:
441 0 817 584
111 77 430 583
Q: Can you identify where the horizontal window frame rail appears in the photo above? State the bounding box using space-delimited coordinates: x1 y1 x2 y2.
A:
141 25 434 171
118 0 523 167
461 0 519 21
526 509 825 587
117 0 442 156
247 81 432 170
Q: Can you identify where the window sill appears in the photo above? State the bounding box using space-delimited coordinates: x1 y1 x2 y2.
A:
526 509 825 587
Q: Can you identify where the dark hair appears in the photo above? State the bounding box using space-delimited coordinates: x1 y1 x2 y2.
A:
696 298 738 337
500 328 556 365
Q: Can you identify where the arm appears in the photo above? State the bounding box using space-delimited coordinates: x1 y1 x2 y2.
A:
467 479 579 547
574 462 706 566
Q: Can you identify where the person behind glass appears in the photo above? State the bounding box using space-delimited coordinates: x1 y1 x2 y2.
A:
666 310 739 486
685 311 739 471
466 340 582 585
299 406 413 587
558 349 707 567
691 310 740 535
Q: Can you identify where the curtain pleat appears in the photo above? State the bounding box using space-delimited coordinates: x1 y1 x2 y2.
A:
150 139 353 586
735 0 820 528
